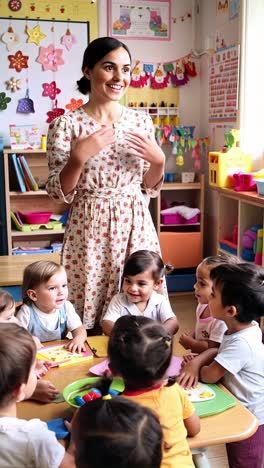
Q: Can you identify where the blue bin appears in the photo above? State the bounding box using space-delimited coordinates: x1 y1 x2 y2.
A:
166 268 196 293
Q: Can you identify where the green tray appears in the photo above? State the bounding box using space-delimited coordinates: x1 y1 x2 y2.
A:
193 384 236 418
63 377 125 408
11 212 62 232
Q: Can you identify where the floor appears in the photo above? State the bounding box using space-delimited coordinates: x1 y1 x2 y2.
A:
170 293 229 468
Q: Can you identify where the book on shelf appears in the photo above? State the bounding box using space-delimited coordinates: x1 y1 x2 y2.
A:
9 154 26 192
18 155 39 191
16 156 31 191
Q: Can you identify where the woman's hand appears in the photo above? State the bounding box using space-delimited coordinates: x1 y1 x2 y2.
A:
71 125 116 166
124 131 165 167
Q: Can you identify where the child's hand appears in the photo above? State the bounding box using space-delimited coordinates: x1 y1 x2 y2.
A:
31 379 59 403
32 336 44 349
179 333 195 349
177 359 199 390
64 338 86 353
35 360 53 378
183 353 198 364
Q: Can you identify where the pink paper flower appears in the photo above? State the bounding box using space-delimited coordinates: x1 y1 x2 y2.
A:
42 81 61 100
61 31 77 51
37 44 64 71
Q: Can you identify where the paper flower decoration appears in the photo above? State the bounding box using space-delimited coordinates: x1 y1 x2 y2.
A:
65 98 83 111
8 0 22 11
150 67 170 89
26 25 47 46
42 81 61 100
61 29 77 51
1 26 20 51
46 101 65 123
8 51 29 72
6 77 22 92
36 44 64 71
0 92 11 110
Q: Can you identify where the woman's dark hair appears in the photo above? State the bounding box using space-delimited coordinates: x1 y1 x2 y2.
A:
123 250 173 282
0 323 36 407
73 374 162 468
77 36 132 95
0 289 15 313
108 315 172 389
210 262 264 323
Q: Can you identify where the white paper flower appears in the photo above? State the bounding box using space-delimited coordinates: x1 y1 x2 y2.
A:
6 77 22 92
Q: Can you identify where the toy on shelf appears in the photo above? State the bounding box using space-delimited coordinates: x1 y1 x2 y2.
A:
241 224 262 262
219 224 238 255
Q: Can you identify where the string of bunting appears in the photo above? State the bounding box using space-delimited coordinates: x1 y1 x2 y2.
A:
155 124 210 169
171 11 192 24
130 54 197 89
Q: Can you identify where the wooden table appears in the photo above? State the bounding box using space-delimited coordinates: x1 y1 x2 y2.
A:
17 341 258 452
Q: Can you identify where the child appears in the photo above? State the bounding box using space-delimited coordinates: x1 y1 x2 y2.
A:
179 263 264 468
179 253 239 354
0 323 74 467
72 375 163 468
108 315 200 468
16 261 87 352
102 250 179 336
0 289 58 403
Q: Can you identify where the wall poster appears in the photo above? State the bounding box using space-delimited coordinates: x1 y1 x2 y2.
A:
107 0 171 40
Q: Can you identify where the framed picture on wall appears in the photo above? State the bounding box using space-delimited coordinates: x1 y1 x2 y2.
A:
107 0 171 40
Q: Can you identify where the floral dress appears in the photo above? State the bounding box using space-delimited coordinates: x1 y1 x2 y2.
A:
46 106 163 329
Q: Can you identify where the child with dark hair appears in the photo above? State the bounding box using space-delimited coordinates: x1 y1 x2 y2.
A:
17 260 86 352
108 315 200 468
179 253 240 354
102 250 178 336
178 263 264 468
72 375 163 468
0 323 74 468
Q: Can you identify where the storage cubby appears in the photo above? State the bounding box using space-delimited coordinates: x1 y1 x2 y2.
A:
3 149 67 256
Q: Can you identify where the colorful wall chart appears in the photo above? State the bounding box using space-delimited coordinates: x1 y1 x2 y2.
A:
209 45 239 122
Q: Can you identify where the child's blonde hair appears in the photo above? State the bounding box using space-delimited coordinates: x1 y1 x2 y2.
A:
0 289 15 313
22 261 64 304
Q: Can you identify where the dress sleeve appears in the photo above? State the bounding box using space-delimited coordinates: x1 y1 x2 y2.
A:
65 301 83 331
16 304 31 329
46 115 76 204
141 115 164 198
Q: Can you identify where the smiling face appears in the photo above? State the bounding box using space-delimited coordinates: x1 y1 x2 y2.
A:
27 267 68 313
194 262 213 304
122 270 161 312
84 47 131 103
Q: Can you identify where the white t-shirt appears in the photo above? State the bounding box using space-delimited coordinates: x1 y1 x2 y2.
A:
195 303 227 344
0 417 65 468
215 322 264 424
102 291 176 324
16 300 82 332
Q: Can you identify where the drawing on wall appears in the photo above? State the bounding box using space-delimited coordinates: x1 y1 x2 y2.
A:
108 0 171 40
229 0 239 20
216 0 229 15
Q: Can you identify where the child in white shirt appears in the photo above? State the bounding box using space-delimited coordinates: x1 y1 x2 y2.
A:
17 261 86 353
0 323 74 468
102 250 178 336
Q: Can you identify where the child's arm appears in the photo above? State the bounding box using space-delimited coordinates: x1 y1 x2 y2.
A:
101 319 115 336
163 317 179 335
179 333 221 352
177 348 218 389
184 412 200 437
200 360 226 383
64 325 87 353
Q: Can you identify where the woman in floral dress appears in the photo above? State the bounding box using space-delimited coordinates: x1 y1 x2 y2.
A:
46 37 165 333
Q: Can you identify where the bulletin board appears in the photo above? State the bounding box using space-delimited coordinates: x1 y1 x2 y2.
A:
0 17 89 144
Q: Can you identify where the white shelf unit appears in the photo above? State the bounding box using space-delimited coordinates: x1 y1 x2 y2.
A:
3 149 67 256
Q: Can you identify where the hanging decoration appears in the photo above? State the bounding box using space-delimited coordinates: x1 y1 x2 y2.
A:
171 11 191 24
65 98 83 111
0 92 11 110
150 65 169 89
184 58 197 77
16 88 35 113
46 99 65 123
61 27 77 51
171 60 189 86
42 81 61 100
6 77 22 92
26 24 47 46
36 44 64 71
1 26 20 51
8 0 22 12
8 50 29 72
130 61 149 88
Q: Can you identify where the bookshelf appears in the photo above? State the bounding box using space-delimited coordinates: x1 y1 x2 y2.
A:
3 149 67 256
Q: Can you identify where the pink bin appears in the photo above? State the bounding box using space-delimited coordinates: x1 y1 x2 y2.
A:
161 213 199 225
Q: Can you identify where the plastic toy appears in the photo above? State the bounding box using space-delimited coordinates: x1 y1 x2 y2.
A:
74 395 85 406
241 224 262 262
254 228 263 265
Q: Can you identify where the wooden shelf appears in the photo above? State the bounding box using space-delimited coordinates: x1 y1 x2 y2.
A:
11 229 65 237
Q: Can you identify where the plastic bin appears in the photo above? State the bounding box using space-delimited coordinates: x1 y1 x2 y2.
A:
161 213 199 225
166 268 196 292
160 232 202 268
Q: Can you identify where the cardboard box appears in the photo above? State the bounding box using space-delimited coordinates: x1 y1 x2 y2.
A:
9 124 41 150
